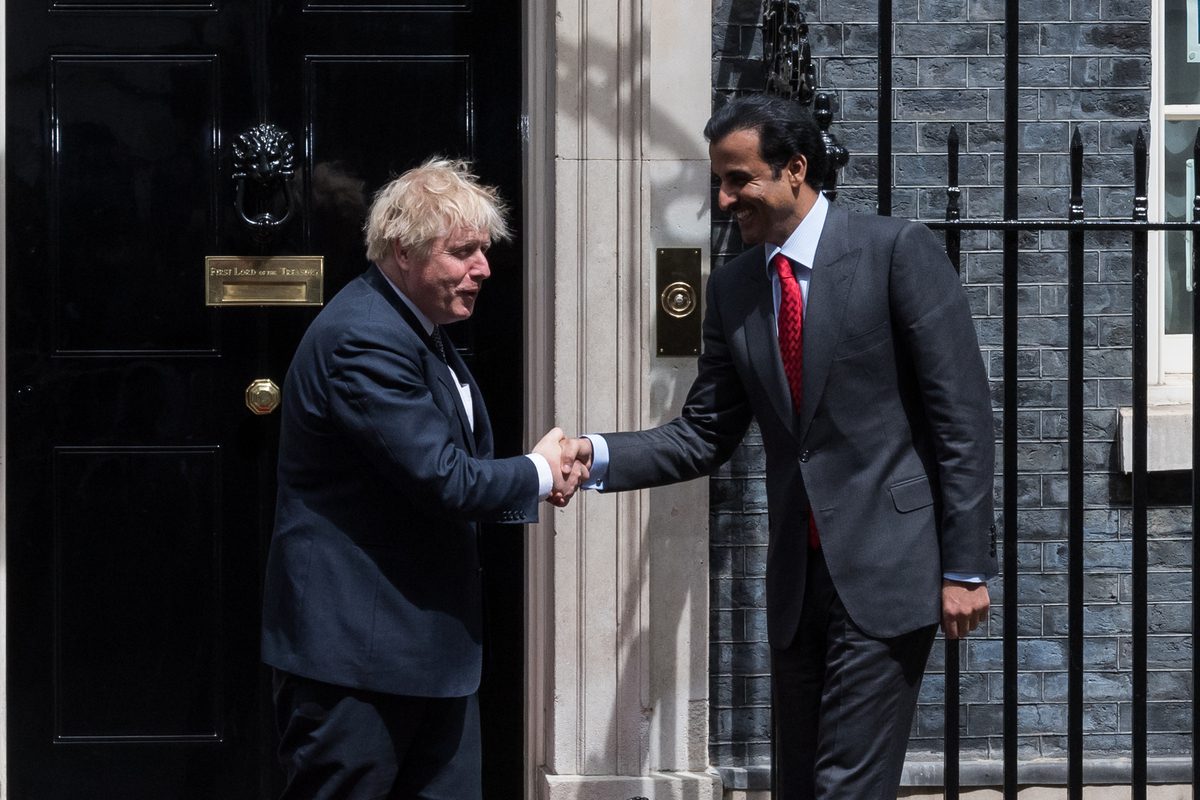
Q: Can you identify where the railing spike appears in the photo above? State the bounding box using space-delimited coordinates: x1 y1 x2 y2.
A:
948 127 960 188
1133 127 1148 223
945 130 962 272
1193 129 1200 274
1193 128 1200 246
1193 128 1200 213
1069 127 1084 221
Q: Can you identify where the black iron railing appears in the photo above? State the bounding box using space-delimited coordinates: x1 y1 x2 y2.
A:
868 0 1198 794
752 2 1200 797
925 127 1200 800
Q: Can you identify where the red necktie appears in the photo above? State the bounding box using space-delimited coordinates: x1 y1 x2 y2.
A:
773 253 820 550
773 253 804 413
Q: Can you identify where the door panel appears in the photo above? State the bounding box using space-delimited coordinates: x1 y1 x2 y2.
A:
9 5 257 797
52 56 220 352
306 57 471 169
8 0 523 796
54 448 221 740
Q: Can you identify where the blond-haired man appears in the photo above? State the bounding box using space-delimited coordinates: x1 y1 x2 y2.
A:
262 158 579 799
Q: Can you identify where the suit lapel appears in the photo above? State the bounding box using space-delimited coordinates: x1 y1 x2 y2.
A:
741 246 800 439
363 266 478 453
797 205 862 439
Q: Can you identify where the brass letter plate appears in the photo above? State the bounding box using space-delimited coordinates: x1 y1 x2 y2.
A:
206 255 324 306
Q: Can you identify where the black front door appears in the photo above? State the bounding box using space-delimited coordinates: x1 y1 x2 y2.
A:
7 3 522 797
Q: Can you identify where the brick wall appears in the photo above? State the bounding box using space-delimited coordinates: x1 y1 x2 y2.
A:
707 0 1186 777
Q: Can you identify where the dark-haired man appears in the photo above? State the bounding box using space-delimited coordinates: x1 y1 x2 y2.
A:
561 96 996 798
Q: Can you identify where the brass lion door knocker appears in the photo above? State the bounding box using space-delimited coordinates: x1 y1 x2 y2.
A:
232 123 297 242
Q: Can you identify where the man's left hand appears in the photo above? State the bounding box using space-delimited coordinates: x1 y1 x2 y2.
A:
941 580 990 639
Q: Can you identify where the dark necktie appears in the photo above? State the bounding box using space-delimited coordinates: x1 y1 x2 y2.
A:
430 325 449 363
773 253 820 550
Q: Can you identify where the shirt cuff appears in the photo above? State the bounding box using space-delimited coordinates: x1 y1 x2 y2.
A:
943 572 986 583
525 453 554 499
581 434 609 490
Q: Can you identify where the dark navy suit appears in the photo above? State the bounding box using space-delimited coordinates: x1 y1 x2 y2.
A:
262 264 539 798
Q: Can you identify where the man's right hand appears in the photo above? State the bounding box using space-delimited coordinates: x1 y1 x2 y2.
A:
533 428 589 506
560 437 594 475
545 436 594 508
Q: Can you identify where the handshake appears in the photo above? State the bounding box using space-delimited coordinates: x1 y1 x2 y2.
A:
533 428 594 508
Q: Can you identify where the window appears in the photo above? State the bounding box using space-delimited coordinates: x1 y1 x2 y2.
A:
1151 0 1200 382
1119 0 1194 471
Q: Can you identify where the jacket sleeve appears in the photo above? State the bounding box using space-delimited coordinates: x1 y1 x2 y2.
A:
890 221 997 577
603 272 755 490
326 327 540 524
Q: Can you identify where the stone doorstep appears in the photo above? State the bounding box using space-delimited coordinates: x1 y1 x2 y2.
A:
732 789 1193 800
714 757 1194 790
541 771 721 800
529 765 1188 800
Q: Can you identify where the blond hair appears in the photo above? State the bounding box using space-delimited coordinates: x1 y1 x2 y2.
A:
363 157 510 263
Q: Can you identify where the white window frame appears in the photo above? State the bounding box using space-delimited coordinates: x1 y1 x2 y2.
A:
1190 0 1200 62
1124 0 1194 474
1150 0 1199 391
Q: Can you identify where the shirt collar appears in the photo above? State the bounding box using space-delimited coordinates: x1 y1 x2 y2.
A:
378 265 435 335
764 192 829 274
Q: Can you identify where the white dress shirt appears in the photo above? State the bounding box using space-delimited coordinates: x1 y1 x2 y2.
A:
765 191 829 323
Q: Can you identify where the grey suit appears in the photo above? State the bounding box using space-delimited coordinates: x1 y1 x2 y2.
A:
600 205 996 797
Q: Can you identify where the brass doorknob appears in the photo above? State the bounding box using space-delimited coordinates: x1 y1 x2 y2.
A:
245 378 281 415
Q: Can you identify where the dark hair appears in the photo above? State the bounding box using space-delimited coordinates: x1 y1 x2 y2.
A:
703 95 828 192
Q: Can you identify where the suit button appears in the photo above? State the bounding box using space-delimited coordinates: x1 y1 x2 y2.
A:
799 450 810 462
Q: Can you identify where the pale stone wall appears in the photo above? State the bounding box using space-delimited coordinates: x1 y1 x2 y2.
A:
523 0 720 796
